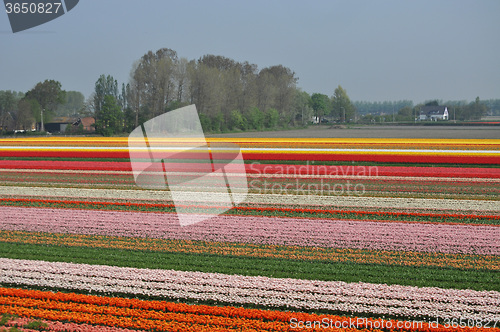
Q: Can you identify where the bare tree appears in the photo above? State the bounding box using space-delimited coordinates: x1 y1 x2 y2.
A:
126 47 299 131
256 70 276 112
0 91 21 131
258 65 297 121
129 60 145 128
174 57 189 103
132 48 178 119
16 99 35 130
239 61 258 113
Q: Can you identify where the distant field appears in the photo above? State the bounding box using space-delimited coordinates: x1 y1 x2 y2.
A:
208 125 500 139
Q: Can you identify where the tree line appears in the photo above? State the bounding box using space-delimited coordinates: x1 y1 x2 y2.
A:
358 98 491 123
1 47 499 135
90 49 307 135
89 48 367 135
0 83 85 133
0 80 67 132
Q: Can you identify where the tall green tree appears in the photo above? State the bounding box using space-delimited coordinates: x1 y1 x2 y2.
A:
24 80 65 129
95 95 123 136
229 109 246 130
23 80 66 130
244 107 265 130
94 74 119 115
311 93 329 124
331 85 355 122
24 80 65 112
264 108 279 129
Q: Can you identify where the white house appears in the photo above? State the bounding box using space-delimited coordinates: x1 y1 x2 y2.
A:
419 106 449 121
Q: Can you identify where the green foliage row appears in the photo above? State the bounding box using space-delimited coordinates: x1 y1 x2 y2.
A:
199 107 280 132
0 313 14 326
0 242 497 292
0 313 47 331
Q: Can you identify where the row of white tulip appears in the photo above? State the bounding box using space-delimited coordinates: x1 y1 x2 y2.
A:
1 258 498 321
1 185 498 212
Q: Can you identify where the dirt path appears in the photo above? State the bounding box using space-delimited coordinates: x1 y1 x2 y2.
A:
207 125 500 139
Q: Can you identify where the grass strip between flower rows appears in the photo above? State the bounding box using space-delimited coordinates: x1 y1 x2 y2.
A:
0 230 497 272
0 198 498 225
0 241 497 292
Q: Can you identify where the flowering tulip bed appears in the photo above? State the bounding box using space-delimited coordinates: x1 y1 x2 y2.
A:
1 258 499 322
2 230 497 271
0 137 499 331
0 207 498 255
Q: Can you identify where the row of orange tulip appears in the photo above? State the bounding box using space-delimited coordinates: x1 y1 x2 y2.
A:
1 287 498 332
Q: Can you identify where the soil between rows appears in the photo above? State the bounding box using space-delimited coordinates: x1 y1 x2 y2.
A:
207 125 500 139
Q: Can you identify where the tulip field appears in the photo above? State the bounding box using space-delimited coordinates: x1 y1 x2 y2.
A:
0 137 499 331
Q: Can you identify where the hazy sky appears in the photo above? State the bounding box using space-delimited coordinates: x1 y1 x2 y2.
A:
1 0 499 103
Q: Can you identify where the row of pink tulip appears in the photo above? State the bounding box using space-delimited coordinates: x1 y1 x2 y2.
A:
1 207 498 255
1 258 498 321
0 316 144 332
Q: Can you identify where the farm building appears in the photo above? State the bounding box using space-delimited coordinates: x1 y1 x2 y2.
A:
44 117 76 133
419 106 449 121
73 117 95 131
